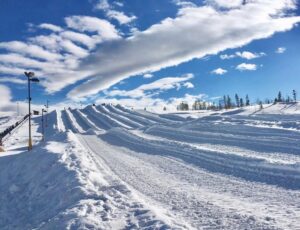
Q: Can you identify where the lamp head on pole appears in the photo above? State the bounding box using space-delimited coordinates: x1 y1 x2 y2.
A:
24 71 35 78
24 72 39 82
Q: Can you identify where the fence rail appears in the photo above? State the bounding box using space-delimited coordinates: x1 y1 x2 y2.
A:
0 114 29 145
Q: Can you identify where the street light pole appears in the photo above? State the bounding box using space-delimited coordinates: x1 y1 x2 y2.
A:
24 72 39 151
45 100 49 127
27 73 32 150
41 108 47 141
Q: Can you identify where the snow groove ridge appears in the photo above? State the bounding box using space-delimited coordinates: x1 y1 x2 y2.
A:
100 127 300 190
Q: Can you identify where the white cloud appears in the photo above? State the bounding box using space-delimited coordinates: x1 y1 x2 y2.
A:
0 0 299 101
236 51 266 59
0 16 119 93
0 77 27 84
236 63 257 71
106 74 194 98
95 0 110 10
276 47 287 53
106 10 137 24
0 84 12 106
65 16 120 39
143 73 154 79
206 0 244 8
173 0 197 8
220 54 236 60
183 82 194 88
114 2 124 7
69 0 300 99
211 68 227 75
39 23 63 32
0 84 43 115
95 0 137 25
60 31 98 49
0 41 62 61
221 51 266 60
96 92 206 112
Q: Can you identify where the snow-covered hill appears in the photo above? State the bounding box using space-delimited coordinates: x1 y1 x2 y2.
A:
0 103 300 229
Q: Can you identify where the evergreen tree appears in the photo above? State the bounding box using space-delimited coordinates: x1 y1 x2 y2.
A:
278 91 282 102
223 95 227 109
259 101 263 110
293 90 297 102
218 100 223 110
245 95 250 106
227 95 231 109
240 98 244 107
235 94 240 107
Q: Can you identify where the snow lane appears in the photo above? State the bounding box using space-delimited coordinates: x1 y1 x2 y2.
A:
65 109 85 133
146 125 300 156
100 128 300 190
60 110 78 133
94 106 132 129
56 110 66 132
68 109 92 132
116 105 173 124
80 134 300 229
76 109 103 131
97 105 143 129
77 134 190 229
55 105 300 228
81 106 112 130
131 130 300 165
106 104 154 126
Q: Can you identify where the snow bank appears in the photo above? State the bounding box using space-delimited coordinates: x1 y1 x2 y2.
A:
0 131 110 229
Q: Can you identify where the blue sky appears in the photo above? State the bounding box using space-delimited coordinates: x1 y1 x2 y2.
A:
0 0 300 112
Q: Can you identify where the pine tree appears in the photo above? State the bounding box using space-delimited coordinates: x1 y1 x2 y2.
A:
235 94 240 107
227 95 231 109
245 95 250 106
218 100 222 110
278 91 282 102
259 101 263 110
293 90 297 102
240 98 244 107
223 95 227 109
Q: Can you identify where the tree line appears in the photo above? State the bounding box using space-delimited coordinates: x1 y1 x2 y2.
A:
177 89 297 111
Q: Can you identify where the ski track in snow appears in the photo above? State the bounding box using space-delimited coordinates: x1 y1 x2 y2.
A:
1 103 300 229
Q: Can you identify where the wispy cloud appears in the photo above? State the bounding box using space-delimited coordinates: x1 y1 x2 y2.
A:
173 0 197 8
0 0 299 102
69 0 300 99
38 23 63 32
0 77 27 84
106 74 194 98
206 0 244 9
211 68 227 75
276 47 287 54
95 0 137 24
220 51 266 60
96 92 207 112
236 63 257 71
143 73 154 79
0 15 120 93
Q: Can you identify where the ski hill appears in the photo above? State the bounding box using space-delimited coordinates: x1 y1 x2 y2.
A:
0 103 300 229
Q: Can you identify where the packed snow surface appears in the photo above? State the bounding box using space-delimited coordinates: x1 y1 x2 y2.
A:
1 103 300 229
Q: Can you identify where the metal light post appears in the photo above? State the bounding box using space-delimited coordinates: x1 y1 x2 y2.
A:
41 108 47 141
24 72 39 151
45 100 49 127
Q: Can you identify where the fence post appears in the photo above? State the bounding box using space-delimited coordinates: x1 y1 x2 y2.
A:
0 138 4 152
